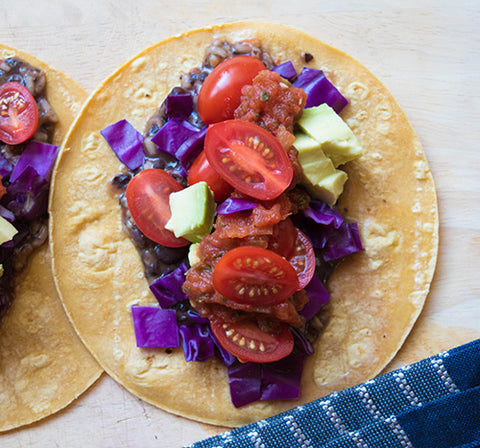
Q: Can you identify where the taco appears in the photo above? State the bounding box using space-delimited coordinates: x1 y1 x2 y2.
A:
0 45 101 432
49 22 438 427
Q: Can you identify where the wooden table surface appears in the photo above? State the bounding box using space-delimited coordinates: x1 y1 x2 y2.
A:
1 1 479 446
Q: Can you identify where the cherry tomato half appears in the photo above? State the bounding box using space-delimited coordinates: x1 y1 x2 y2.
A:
268 217 297 260
288 229 316 289
197 56 265 124
187 149 233 202
125 169 189 248
205 120 293 201
210 318 294 363
212 245 299 306
0 82 39 145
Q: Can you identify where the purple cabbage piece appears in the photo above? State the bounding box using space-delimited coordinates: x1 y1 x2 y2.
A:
100 119 144 170
131 306 180 348
226 328 316 407
0 204 15 223
322 221 363 261
293 67 348 113
228 361 263 408
0 152 13 178
9 140 59 183
4 166 49 220
304 199 343 228
301 275 331 321
272 61 297 81
179 323 215 362
175 126 207 171
213 335 237 367
292 200 362 260
150 263 188 308
151 119 198 158
260 350 306 401
166 93 194 120
216 198 258 215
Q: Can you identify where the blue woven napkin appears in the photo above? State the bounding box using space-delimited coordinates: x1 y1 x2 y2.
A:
187 338 480 448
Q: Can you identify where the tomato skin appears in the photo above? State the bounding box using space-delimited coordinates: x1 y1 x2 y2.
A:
0 82 39 145
126 169 189 248
210 318 294 363
197 56 265 124
268 217 297 259
212 245 299 306
205 120 293 201
187 149 233 202
289 229 316 289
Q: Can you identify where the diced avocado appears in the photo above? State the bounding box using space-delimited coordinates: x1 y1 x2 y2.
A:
297 104 363 167
294 130 348 205
0 216 17 245
165 181 216 243
306 170 348 205
188 243 201 266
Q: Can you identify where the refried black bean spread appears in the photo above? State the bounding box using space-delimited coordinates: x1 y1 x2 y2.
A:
0 58 58 321
112 40 275 283
111 40 332 342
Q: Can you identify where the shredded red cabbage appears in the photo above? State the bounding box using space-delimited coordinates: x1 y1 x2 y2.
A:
179 323 215 362
0 204 15 223
151 119 206 172
175 126 207 170
260 350 306 401
166 93 194 120
272 61 297 81
131 306 180 348
9 140 59 183
293 67 348 113
227 329 314 407
292 200 362 261
322 221 363 261
303 199 343 228
100 119 144 170
216 197 258 215
150 263 188 308
4 166 49 220
228 362 263 408
301 275 331 320
0 153 13 178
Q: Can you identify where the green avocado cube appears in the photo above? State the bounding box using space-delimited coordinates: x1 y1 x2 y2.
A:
297 104 363 167
0 216 17 245
165 181 216 243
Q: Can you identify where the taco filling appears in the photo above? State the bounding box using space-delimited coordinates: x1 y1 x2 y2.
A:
0 57 60 321
104 39 364 407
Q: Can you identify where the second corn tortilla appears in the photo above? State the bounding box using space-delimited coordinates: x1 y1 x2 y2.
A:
49 22 438 427
0 44 102 432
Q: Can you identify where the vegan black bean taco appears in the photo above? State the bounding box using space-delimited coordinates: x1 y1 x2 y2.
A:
49 22 438 427
0 44 101 432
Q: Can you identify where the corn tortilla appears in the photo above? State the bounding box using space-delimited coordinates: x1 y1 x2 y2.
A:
0 45 102 432
49 22 438 427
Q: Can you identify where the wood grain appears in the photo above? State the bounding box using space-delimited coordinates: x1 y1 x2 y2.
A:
0 1 479 446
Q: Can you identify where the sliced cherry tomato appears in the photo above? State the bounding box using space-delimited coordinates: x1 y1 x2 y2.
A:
187 149 233 202
210 318 294 363
288 229 316 289
268 217 297 259
0 82 39 145
197 56 265 124
212 245 299 306
205 120 293 201
125 168 189 248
